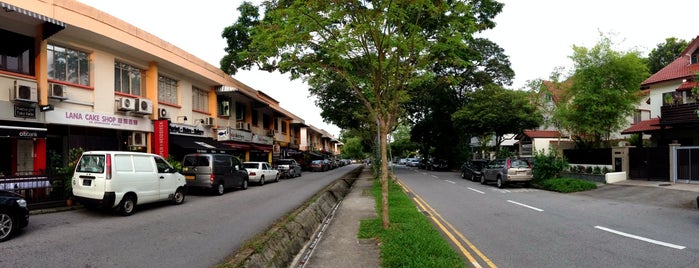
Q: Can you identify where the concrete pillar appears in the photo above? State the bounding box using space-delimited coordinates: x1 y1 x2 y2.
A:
611 146 633 179
669 143 681 183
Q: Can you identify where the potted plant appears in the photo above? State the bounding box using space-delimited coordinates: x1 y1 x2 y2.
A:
63 148 84 206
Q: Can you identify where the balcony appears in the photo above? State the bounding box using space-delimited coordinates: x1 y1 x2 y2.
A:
660 103 699 125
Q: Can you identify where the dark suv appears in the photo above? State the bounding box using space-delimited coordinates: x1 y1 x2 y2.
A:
460 159 489 181
0 190 29 242
181 153 249 195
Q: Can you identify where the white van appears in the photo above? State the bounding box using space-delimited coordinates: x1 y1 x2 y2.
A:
71 151 187 216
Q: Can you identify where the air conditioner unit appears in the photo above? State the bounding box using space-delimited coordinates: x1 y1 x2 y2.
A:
13 80 38 103
135 98 153 114
158 108 170 119
128 132 147 147
235 121 249 130
48 83 68 100
118 98 136 111
267 129 276 136
203 117 215 126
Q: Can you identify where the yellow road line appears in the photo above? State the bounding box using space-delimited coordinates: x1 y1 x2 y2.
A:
396 179 497 268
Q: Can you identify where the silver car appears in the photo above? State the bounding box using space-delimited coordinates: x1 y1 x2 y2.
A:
481 158 533 188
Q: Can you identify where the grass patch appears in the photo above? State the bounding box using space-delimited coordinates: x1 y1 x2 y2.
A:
359 179 466 268
537 177 597 193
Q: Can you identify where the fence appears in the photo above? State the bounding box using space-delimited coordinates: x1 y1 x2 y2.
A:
0 171 69 210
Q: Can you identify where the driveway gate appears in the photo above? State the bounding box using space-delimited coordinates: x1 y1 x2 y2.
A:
628 147 669 181
674 146 699 184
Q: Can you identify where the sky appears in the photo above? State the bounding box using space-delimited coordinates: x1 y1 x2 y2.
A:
76 0 699 136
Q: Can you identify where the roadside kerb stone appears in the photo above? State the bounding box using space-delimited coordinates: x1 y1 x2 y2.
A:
221 166 362 267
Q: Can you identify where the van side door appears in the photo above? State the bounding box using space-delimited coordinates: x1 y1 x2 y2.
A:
154 156 180 200
130 154 159 203
232 157 246 187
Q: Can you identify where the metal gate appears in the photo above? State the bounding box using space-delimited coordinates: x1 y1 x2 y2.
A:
674 146 699 184
628 147 669 181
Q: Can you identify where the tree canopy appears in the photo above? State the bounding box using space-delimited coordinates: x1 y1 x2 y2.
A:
647 37 688 74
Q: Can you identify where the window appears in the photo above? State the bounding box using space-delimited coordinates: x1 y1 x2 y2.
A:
114 62 142 96
236 102 246 121
692 55 698 65
274 118 279 131
0 29 34 75
251 110 259 126
281 120 287 133
48 44 89 85
218 97 231 116
263 114 270 129
192 86 208 111
158 75 178 104
633 110 642 124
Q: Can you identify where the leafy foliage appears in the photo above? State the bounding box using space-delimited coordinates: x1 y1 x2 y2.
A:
557 33 649 148
532 149 568 182
538 178 597 193
341 137 366 160
647 37 688 74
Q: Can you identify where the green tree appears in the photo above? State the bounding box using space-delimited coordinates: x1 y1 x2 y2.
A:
452 84 541 154
341 137 366 160
647 37 688 74
558 33 649 148
221 0 504 229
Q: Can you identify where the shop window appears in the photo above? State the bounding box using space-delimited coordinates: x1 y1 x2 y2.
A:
114 61 143 96
192 86 208 112
0 29 34 75
48 44 90 85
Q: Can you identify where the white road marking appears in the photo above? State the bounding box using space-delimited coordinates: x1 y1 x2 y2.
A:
507 200 544 212
445 180 456 184
431 175 438 179
594 226 686 250
467 187 485 194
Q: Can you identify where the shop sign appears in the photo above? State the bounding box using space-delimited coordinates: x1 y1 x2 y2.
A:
273 143 281 157
252 134 274 145
169 124 204 136
14 106 36 119
153 120 169 158
0 126 46 139
45 108 152 132
217 127 252 142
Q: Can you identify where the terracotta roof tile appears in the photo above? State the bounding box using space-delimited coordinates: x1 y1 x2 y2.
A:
642 36 699 86
620 118 663 134
522 130 562 138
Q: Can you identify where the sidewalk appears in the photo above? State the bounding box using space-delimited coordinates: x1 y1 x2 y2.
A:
578 179 699 210
301 167 381 268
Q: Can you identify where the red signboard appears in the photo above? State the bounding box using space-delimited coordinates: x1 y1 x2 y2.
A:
152 119 169 158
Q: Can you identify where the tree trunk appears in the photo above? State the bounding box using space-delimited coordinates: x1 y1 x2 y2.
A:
378 118 390 229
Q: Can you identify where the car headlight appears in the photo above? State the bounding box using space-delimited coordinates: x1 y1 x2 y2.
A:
16 199 27 208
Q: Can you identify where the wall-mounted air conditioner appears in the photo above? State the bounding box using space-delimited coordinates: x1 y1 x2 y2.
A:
129 132 147 147
135 99 153 114
12 80 38 103
267 129 276 136
158 108 170 119
203 117 215 126
118 98 136 111
48 83 68 100
235 121 250 130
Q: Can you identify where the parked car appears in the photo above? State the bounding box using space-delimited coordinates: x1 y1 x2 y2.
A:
0 190 28 242
322 159 332 171
481 158 534 188
426 158 449 171
181 153 249 195
274 159 302 178
406 158 420 167
460 159 489 181
72 151 187 216
310 160 325 172
243 162 279 185
398 158 407 165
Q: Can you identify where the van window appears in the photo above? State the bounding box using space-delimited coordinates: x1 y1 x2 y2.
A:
76 155 105 173
154 156 172 173
133 155 154 172
183 155 209 166
114 155 134 172
214 155 232 167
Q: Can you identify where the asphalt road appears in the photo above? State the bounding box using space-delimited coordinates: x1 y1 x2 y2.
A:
394 165 699 268
0 164 359 268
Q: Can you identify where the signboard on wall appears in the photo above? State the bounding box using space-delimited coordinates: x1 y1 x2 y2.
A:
45 108 153 132
152 120 169 158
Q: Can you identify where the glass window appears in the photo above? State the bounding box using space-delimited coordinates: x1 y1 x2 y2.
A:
0 29 34 75
252 110 259 126
158 75 178 104
263 114 270 129
236 102 246 121
48 44 90 86
218 97 231 116
192 86 208 111
114 62 143 96
154 156 172 173
281 120 287 133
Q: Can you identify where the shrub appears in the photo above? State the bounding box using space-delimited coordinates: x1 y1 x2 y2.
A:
585 166 593 174
592 166 601 174
538 178 597 193
576 165 586 173
602 166 611 174
532 149 568 182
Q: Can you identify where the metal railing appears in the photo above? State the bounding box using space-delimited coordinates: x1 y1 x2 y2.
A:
0 171 70 210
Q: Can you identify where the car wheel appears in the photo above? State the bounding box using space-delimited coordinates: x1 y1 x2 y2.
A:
214 183 225 196
480 175 487 185
119 195 136 216
274 173 280 182
259 176 265 186
298 171 302 177
241 179 248 190
496 177 505 189
470 174 476 182
172 187 185 205
0 210 17 242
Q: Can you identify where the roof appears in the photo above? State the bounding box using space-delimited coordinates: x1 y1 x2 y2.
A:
521 130 563 139
642 36 699 86
620 118 664 134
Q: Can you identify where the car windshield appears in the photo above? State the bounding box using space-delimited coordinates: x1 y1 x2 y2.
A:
243 163 259 169
76 155 105 173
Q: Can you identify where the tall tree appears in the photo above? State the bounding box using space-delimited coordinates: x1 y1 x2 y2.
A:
647 37 688 74
220 0 503 229
452 84 541 154
558 33 649 148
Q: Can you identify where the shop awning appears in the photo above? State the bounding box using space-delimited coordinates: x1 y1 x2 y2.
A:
170 135 235 154
1 2 66 39
0 125 46 138
250 144 272 152
221 141 251 150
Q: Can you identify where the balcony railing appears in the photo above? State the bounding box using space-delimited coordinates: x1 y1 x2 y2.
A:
660 102 699 125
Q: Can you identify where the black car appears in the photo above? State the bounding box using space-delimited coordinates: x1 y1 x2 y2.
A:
425 158 449 171
0 190 29 242
460 159 489 181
